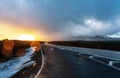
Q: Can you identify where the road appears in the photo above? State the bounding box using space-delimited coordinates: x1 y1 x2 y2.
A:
37 44 120 78
11 44 120 78
50 44 120 61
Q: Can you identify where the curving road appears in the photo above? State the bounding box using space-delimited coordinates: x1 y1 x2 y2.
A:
11 44 120 78
37 44 120 78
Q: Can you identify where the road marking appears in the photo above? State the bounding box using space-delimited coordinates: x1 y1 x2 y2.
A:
60 48 65 50
78 53 81 55
34 46 45 78
50 48 54 51
109 61 113 66
89 56 93 59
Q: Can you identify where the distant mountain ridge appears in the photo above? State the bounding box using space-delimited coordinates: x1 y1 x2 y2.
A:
70 35 120 41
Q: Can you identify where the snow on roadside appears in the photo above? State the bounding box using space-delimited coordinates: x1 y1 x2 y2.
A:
0 47 36 78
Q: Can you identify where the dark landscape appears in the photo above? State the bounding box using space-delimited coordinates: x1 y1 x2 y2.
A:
0 40 120 78
49 40 120 51
0 40 43 61
1 39 120 62
0 0 120 78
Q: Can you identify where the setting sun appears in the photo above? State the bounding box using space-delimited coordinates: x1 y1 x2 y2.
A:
0 22 47 41
15 34 35 41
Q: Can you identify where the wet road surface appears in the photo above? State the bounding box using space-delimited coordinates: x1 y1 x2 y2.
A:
38 45 120 78
10 44 120 78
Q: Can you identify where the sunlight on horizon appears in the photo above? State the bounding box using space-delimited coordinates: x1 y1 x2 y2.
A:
13 34 35 41
0 22 46 41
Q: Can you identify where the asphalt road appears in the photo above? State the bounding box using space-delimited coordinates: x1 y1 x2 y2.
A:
38 44 120 78
51 44 120 61
11 44 120 78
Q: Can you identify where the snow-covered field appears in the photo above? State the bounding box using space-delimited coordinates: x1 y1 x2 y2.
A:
0 47 36 78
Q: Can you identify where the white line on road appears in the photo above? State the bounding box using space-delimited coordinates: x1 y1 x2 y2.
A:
34 45 45 78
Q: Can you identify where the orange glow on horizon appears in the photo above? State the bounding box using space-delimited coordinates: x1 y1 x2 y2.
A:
13 34 35 41
0 22 46 41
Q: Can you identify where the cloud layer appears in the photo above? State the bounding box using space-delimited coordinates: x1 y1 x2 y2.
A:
0 0 120 40
64 17 120 36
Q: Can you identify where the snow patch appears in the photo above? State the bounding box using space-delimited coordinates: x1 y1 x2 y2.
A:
0 47 36 78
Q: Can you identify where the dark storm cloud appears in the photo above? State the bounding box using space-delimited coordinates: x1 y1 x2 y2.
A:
0 0 120 40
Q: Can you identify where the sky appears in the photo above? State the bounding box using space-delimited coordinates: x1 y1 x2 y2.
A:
0 0 120 40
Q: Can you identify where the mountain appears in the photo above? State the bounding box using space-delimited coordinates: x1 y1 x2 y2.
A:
70 35 120 41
